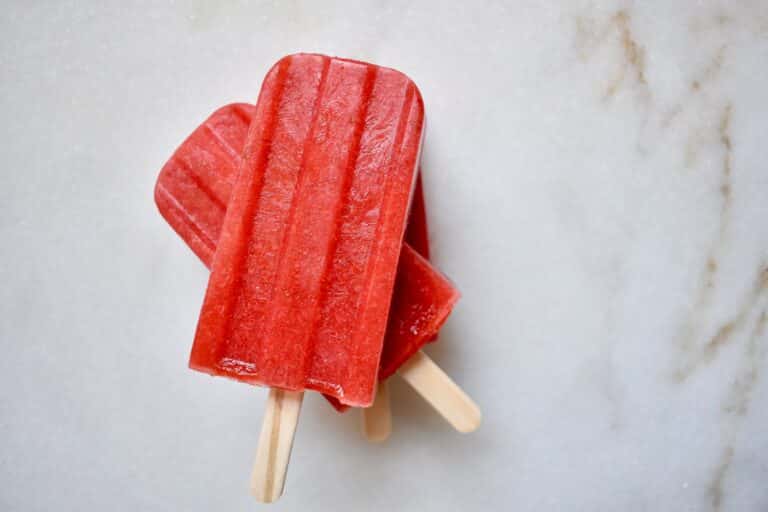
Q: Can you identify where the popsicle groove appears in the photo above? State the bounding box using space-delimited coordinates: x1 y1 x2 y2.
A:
296 64 379 384
234 57 329 385
155 182 218 253
308 74 411 399
307 73 419 402
172 157 227 211
257 56 332 386
267 57 331 253
203 122 241 161
231 103 254 126
200 56 292 369
358 83 416 296
341 81 419 394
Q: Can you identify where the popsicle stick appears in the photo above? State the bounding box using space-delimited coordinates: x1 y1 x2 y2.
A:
250 388 304 503
362 381 392 443
398 351 481 433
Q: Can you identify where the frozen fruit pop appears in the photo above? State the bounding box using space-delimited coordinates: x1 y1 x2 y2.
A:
196 54 423 501
155 103 449 396
156 55 481 502
190 55 424 408
155 101 478 433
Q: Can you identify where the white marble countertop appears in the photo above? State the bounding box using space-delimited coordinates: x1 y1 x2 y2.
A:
2 2 767 511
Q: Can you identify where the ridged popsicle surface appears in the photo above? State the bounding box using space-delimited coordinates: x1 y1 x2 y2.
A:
189 54 425 406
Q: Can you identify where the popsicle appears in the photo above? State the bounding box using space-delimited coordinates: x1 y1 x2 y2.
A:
155 101 478 431
195 53 425 500
154 103 447 396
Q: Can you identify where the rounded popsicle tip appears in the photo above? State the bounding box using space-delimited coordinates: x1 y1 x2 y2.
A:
363 422 392 443
398 351 482 434
250 484 281 504
362 382 393 443
454 403 482 433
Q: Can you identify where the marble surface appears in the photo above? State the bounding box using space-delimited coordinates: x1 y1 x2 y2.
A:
2 2 767 511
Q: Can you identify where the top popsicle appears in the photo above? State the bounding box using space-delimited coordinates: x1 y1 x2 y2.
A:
190 54 425 407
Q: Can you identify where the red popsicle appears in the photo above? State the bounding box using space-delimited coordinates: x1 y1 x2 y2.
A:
155 104 455 408
156 97 478 438
191 54 424 407
156 55 480 502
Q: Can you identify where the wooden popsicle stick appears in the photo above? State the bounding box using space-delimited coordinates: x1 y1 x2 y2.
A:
362 380 392 443
398 350 481 433
250 388 304 503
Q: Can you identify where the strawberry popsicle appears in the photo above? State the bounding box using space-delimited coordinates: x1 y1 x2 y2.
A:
191 54 425 407
154 103 456 408
155 54 480 502
156 96 479 439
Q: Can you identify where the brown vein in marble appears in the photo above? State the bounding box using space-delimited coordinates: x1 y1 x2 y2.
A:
707 310 767 511
701 104 733 307
574 10 649 102
688 9 768 35
603 11 647 100
692 46 726 92
661 46 726 129
708 445 734 512
664 47 726 168
676 264 767 381
572 13 758 389
675 104 734 364
573 14 605 60
723 310 768 416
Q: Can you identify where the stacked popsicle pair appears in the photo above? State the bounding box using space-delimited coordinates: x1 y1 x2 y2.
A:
154 54 480 502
